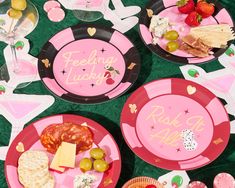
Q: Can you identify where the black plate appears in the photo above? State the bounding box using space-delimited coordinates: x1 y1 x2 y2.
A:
38 24 140 104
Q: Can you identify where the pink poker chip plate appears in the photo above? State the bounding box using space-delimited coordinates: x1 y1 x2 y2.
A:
48 7 65 22
5 114 121 188
44 0 61 12
38 24 140 104
188 181 207 188
213 173 235 188
120 78 230 170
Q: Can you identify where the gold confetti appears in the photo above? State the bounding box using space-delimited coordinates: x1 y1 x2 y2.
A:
213 138 224 145
87 27 96 36
41 59 50 68
104 178 113 187
129 104 137 114
146 9 153 18
16 142 24 153
155 158 161 163
128 63 136 70
187 85 196 95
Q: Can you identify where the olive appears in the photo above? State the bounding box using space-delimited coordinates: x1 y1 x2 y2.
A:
164 30 179 41
90 148 105 160
93 159 109 172
166 41 179 52
79 158 92 172
11 0 27 11
8 8 22 19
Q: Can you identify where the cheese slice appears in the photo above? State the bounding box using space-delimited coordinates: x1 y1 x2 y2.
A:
190 24 232 33
50 146 65 173
59 142 76 168
189 24 235 48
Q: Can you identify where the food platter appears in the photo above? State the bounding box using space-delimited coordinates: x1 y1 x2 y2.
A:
38 24 140 104
120 78 230 170
139 0 235 64
5 114 121 188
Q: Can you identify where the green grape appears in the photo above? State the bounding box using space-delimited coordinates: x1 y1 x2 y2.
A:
164 30 179 41
90 148 105 160
93 159 109 172
166 41 179 52
79 158 92 172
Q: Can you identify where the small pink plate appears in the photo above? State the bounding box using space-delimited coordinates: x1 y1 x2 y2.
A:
48 7 65 22
213 173 235 188
5 114 121 188
44 0 61 12
120 78 230 170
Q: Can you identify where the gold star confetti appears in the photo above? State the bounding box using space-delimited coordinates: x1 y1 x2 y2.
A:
213 138 224 145
104 178 113 187
128 63 136 70
129 104 137 114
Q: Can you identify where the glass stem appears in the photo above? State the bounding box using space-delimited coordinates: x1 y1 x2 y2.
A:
9 38 20 73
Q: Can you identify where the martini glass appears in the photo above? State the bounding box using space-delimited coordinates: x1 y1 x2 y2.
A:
72 0 104 22
0 0 39 89
0 94 55 160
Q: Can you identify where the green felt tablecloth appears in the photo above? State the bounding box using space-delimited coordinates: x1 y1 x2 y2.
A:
1 0 235 187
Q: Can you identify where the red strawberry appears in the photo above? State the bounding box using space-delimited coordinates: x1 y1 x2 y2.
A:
196 0 215 18
106 78 115 85
177 0 195 14
185 11 202 27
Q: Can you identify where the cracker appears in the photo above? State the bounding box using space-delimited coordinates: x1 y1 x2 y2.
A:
18 171 51 188
18 150 49 171
42 174 55 188
190 24 235 48
17 150 53 188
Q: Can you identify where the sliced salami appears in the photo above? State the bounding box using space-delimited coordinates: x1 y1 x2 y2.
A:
40 122 93 154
